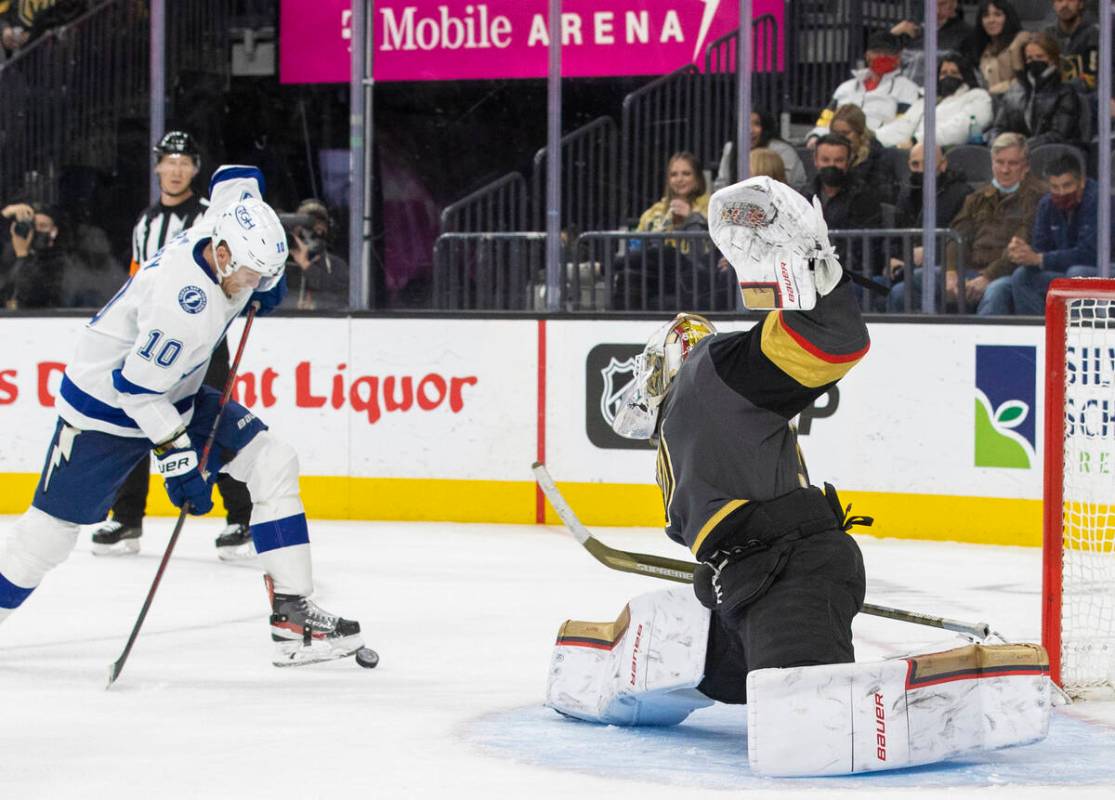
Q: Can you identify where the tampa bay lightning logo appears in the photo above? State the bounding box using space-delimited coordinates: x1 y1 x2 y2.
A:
235 204 256 229
178 285 207 314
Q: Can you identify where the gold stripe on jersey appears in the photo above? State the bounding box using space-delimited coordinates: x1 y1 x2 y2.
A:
690 499 749 556
760 312 867 389
656 434 677 524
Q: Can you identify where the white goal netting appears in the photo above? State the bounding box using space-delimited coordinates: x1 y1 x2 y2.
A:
1058 297 1115 693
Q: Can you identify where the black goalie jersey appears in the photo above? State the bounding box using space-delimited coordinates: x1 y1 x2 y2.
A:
657 279 870 555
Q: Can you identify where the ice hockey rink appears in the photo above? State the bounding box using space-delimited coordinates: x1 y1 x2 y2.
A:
2 516 1113 799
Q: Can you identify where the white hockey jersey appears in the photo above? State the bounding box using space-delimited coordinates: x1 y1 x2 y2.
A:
56 166 268 444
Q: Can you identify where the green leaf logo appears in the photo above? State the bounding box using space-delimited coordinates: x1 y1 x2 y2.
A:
994 400 1029 429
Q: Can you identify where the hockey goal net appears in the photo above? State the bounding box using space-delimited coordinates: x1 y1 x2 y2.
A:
1043 278 1115 696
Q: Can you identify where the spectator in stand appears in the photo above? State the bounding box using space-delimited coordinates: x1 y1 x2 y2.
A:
876 53 994 149
828 105 899 203
0 202 122 309
951 133 1046 313
749 148 787 184
284 199 349 310
807 32 921 144
989 33 1084 147
981 154 1098 314
611 152 714 310
890 0 975 84
1044 0 1099 90
961 0 1029 99
711 112 808 195
809 134 882 275
1 0 87 55
885 144 973 309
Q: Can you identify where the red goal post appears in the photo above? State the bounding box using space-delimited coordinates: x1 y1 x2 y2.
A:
1043 278 1115 696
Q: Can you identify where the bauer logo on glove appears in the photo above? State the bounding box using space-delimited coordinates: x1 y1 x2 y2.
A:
708 176 844 311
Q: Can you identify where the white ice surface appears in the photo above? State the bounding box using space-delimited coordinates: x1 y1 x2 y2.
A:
1 518 1113 799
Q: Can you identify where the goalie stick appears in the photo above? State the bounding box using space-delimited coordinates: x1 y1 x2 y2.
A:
532 462 992 640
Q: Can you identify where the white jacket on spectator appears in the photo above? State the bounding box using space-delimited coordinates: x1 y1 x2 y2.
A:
809 69 922 139
875 84 994 148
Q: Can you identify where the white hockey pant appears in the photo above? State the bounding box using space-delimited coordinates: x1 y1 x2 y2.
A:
0 507 80 623
747 643 1052 776
223 431 313 596
546 587 714 726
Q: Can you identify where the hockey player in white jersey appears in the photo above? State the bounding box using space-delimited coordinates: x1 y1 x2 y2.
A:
0 166 366 667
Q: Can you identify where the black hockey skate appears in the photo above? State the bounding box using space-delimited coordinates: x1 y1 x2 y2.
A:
91 520 143 556
215 523 255 562
265 575 365 667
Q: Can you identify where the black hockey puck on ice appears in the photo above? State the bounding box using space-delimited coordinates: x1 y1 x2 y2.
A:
355 647 379 669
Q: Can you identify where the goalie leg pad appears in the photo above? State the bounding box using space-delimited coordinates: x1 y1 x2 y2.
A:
746 643 1051 776
0 507 80 621
546 587 714 726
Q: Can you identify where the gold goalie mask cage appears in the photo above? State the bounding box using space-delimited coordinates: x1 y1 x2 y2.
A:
612 313 717 440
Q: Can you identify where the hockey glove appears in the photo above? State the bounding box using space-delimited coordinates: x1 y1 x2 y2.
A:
154 430 214 515
247 273 287 317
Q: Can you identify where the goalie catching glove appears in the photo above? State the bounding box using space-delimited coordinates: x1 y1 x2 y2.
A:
708 176 843 310
154 429 214 515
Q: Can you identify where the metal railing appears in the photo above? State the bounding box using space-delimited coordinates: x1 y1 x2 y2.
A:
784 0 918 116
0 0 229 205
438 172 530 234
619 65 704 225
531 116 620 235
432 232 547 310
431 227 970 313
703 14 782 158
828 227 968 313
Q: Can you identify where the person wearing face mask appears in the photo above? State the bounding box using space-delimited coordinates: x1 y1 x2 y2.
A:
809 134 882 271
988 33 1084 148
885 145 972 312
806 32 921 145
826 104 900 204
946 133 1046 312
889 0 974 84
3 204 69 309
979 154 1098 315
875 53 993 149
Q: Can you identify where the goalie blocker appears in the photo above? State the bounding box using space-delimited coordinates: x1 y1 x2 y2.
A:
546 587 1051 776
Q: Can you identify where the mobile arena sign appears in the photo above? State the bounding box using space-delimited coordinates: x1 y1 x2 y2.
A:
279 0 784 83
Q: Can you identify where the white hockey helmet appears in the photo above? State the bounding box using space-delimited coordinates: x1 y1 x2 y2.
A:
612 313 717 440
210 197 288 290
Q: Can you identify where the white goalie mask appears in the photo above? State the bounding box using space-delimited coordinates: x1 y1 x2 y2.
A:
612 313 717 440
210 197 288 291
708 176 843 310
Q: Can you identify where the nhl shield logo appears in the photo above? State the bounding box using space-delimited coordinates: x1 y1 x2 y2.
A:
599 356 638 427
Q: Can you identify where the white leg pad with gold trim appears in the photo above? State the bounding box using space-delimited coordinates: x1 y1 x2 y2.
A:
545 587 713 726
746 643 1052 776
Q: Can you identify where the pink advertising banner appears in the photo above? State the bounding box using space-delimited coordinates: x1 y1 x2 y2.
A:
279 0 783 84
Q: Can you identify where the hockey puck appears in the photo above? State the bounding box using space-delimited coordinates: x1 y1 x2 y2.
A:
354 647 379 669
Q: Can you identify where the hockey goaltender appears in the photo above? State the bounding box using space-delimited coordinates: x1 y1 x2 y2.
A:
543 177 1051 777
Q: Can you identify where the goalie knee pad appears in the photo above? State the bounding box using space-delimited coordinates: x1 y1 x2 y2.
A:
0 507 80 616
746 643 1051 776
546 587 713 726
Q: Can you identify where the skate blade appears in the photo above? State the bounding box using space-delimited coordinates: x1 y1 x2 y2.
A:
91 539 141 556
216 543 256 562
271 634 364 668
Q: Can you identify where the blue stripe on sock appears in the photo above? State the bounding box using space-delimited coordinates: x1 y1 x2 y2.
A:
0 572 34 609
251 514 310 554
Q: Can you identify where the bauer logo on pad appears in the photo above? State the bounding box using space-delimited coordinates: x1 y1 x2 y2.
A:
974 345 1036 469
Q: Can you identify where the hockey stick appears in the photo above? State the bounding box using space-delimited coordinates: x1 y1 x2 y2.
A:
106 306 259 688
532 462 992 640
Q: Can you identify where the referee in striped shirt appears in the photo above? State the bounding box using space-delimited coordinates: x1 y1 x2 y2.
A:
91 131 255 560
